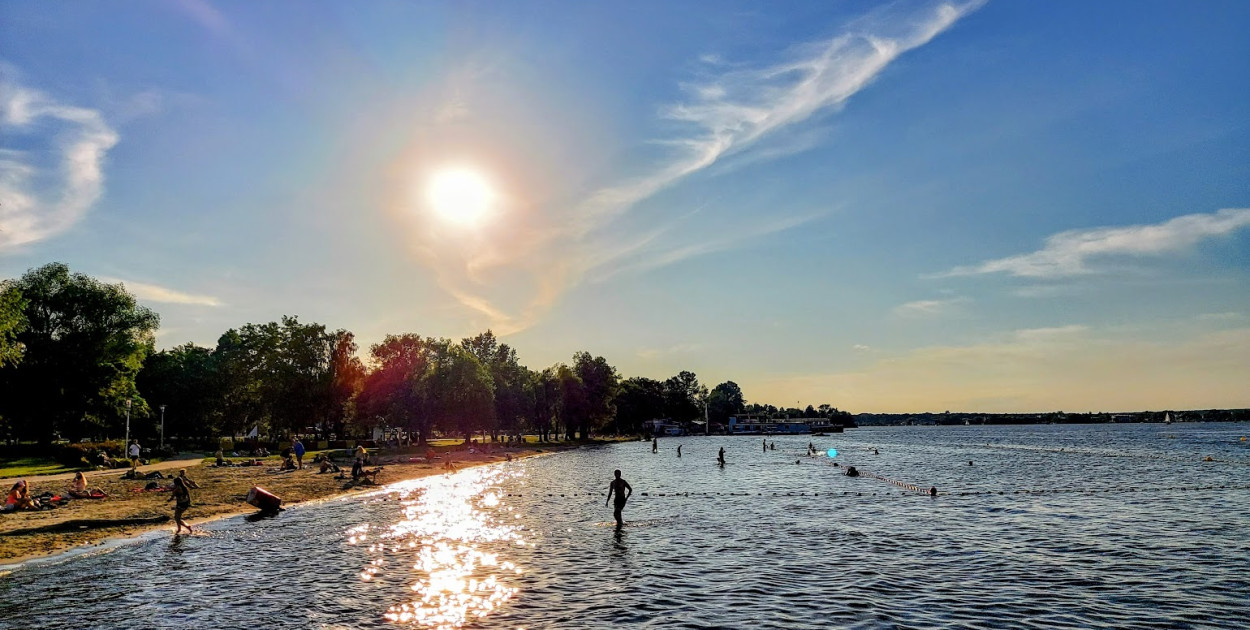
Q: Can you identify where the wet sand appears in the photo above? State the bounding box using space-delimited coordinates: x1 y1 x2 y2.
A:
0 448 548 565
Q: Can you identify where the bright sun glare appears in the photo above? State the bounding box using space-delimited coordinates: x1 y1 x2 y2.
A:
426 168 496 227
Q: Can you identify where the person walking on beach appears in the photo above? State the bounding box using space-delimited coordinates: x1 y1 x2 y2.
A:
605 469 632 528
651 437 658 454
717 447 726 467
293 438 306 469
168 476 193 534
128 439 141 470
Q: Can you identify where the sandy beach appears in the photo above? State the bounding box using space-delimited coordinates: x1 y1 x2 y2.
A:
0 447 548 566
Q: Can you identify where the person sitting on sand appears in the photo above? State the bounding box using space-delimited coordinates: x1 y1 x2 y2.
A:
319 453 340 474
68 472 106 499
167 476 193 534
176 469 200 489
281 453 297 471
215 449 227 467
5 480 40 511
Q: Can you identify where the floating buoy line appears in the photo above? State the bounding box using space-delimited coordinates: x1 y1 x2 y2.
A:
497 484 1250 500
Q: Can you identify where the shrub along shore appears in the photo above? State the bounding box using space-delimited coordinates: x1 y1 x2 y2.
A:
0 444 557 566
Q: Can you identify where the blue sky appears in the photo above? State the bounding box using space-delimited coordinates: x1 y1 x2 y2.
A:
3 0 1249 412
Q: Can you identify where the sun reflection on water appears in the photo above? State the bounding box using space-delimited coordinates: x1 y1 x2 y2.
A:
347 466 524 628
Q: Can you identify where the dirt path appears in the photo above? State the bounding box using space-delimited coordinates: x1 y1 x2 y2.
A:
0 454 207 486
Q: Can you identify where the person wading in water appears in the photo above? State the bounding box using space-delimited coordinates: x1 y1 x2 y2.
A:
718 447 726 467
605 469 633 529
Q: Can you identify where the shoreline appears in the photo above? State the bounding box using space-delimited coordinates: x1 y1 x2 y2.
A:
0 447 558 570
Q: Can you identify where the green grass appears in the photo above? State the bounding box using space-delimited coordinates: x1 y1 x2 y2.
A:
0 457 80 478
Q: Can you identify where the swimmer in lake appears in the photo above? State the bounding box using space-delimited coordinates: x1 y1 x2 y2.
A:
605 469 632 528
717 447 726 467
762 439 767 453
652 437 658 454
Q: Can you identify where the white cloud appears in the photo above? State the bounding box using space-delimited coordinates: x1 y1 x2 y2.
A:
576 0 984 232
893 297 968 318
0 71 119 251
1196 312 1245 322
102 277 221 307
852 344 874 352
942 208 1250 279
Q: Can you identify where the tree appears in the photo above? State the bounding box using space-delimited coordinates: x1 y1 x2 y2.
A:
327 330 365 439
358 334 434 444
0 263 159 443
425 339 494 441
526 367 561 442
662 370 703 422
462 330 528 440
0 283 26 368
571 351 620 439
707 381 745 424
136 343 221 440
615 377 665 435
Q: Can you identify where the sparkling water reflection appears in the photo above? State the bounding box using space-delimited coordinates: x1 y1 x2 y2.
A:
1 423 1247 630
358 468 524 628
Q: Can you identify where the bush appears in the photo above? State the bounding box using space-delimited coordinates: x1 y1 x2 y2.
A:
56 441 124 468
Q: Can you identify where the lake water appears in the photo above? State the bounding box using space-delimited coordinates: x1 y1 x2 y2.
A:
2 423 1248 629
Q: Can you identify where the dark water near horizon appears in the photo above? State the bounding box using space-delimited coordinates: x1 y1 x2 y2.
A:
2 423 1248 629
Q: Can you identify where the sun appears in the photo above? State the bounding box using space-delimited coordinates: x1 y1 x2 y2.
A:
425 168 496 227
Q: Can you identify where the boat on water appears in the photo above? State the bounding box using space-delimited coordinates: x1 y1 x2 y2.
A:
1164 412 1173 425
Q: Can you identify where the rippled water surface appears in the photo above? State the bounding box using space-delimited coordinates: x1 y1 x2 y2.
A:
2 423 1249 629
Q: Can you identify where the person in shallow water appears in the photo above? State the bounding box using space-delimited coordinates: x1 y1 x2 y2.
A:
676 444 682 458
605 469 632 528
717 447 726 466
762 439 767 453
652 437 658 454
168 476 193 534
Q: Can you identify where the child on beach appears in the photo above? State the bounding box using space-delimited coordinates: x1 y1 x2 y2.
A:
168 476 193 534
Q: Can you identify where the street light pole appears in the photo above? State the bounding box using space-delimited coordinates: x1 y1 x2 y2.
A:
124 398 132 453
160 405 167 450
705 400 710 436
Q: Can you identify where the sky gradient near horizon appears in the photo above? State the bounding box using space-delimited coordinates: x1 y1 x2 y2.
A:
3 0 1249 413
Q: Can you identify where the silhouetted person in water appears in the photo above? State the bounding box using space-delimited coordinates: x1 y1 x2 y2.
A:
717 447 726 467
762 439 767 453
652 437 658 454
606 469 632 528
770 442 775 451
677 444 682 458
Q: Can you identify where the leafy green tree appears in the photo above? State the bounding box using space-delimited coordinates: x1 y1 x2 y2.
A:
425 339 494 441
525 367 561 442
0 263 159 443
707 380 745 424
663 370 704 422
136 343 221 440
462 330 528 440
555 363 585 440
327 330 365 439
0 284 26 368
571 351 619 439
615 376 665 435
358 334 435 443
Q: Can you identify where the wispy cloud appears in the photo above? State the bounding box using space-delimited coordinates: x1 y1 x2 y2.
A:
102 277 221 307
637 343 702 360
1 69 119 251
941 208 1250 279
411 1 984 334
577 0 984 231
893 297 968 318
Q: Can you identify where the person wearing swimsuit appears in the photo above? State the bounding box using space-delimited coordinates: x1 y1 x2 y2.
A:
605 469 633 529
168 476 193 534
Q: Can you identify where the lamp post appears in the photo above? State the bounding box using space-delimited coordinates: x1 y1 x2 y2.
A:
160 405 167 450
124 398 132 453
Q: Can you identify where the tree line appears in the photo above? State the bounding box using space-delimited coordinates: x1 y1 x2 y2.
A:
0 263 852 446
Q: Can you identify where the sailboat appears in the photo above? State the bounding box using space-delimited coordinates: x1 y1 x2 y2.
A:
1164 412 1173 425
